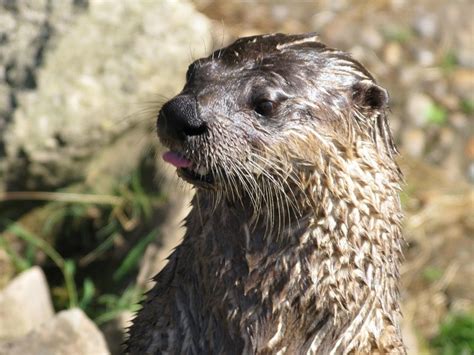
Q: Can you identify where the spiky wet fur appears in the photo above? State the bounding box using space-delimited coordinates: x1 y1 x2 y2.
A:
127 33 405 354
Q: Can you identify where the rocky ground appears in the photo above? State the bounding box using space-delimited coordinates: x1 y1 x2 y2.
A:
0 268 109 355
0 0 472 354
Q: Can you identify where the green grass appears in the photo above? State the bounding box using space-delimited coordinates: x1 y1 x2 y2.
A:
426 103 448 125
0 163 163 325
460 99 474 116
93 286 143 325
113 227 159 281
3 222 79 307
430 313 474 355
441 51 458 73
383 26 414 43
422 265 443 283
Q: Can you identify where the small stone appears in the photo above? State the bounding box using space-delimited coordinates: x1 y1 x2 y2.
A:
271 5 289 23
361 27 383 51
417 49 435 67
328 0 348 11
413 14 438 39
400 66 420 87
0 267 54 341
439 127 455 147
384 42 402 67
450 113 467 130
281 19 304 34
390 0 406 10
406 92 433 126
457 48 474 69
349 45 368 64
451 69 474 99
0 308 110 355
311 11 335 31
455 24 474 68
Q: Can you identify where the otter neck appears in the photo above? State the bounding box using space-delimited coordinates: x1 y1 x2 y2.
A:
191 148 403 351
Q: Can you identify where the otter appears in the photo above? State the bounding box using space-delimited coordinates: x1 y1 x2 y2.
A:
127 33 405 354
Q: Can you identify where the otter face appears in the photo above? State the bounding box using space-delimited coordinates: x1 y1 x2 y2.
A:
158 33 395 198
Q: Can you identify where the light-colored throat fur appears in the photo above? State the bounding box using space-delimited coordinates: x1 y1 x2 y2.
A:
180 135 405 354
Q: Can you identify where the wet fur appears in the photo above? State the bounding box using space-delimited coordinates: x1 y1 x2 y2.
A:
127 33 405 354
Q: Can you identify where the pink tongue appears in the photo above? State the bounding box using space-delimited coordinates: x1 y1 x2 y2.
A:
162 151 192 168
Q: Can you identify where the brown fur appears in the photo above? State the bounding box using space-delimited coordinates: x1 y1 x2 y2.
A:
127 33 405 354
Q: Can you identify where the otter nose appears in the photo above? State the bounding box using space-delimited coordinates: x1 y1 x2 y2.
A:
157 95 207 142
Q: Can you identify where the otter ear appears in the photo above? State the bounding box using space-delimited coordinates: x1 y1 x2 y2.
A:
352 80 389 110
352 79 398 157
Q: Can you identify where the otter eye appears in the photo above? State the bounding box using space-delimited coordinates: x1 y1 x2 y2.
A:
254 100 275 117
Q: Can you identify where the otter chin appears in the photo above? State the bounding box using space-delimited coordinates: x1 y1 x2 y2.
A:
127 33 405 354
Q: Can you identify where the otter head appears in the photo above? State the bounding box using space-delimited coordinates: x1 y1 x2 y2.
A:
157 33 397 216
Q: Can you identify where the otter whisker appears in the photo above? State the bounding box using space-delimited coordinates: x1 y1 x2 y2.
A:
248 154 302 213
236 163 262 213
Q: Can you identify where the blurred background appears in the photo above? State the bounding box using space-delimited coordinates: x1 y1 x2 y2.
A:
0 0 472 354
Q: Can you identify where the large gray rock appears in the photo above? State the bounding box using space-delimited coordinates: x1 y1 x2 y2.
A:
0 308 110 355
0 266 54 341
0 0 86 187
2 0 213 191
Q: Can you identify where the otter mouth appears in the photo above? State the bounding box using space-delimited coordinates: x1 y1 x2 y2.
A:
177 167 214 187
163 151 214 188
